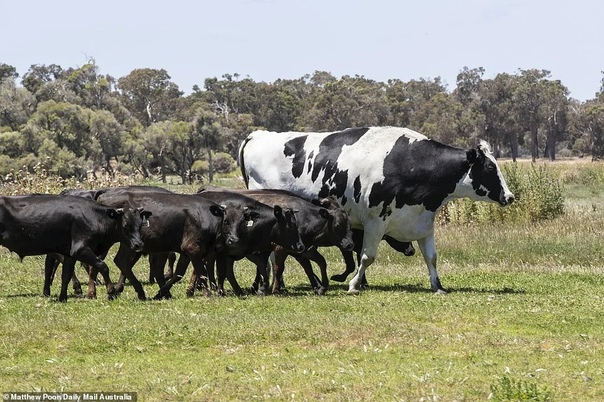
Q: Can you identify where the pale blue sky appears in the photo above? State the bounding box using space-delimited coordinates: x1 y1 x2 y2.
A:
1 0 602 100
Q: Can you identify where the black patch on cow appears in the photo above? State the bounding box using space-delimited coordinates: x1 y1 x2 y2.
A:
368 137 470 216
307 150 314 174
283 135 308 178
353 176 362 203
306 127 369 204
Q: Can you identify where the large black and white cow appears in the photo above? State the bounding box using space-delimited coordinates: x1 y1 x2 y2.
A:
239 126 515 294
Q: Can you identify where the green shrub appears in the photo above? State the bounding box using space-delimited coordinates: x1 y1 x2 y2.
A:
490 375 551 402
440 163 565 224
212 152 236 174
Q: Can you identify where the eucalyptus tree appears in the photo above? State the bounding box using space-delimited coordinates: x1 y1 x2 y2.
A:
118 68 183 127
301 74 389 131
0 76 35 131
541 79 569 160
512 69 551 161
0 63 19 81
385 77 448 130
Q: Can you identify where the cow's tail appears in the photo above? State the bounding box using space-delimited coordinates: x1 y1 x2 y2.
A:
238 134 252 188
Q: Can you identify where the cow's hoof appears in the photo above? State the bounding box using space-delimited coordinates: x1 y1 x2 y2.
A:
347 288 360 295
186 289 195 298
87 293 97 300
152 293 163 301
434 288 447 295
73 288 83 296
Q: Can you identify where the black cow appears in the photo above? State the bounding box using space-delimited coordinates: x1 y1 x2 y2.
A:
192 190 306 296
0 194 150 301
44 186 175 298
95 191 227 300
212 189 355 295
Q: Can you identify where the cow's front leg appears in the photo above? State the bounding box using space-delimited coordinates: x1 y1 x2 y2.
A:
73 247 117 300
43 254 60 297
154 254 192 299
113 245 146 300
417 234 446 293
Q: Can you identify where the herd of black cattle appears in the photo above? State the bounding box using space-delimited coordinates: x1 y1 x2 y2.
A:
0 185 412 302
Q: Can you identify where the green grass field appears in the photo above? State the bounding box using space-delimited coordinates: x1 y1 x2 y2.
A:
1 161 604 401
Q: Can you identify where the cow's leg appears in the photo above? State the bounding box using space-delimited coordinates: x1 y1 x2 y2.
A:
330 249 357 283
332 229 365 283
59 256 77 302
148 253 172 298
43 254 60 297
347 227 381 294
71 247 116 300
203 254 216 290
296 249 328 295
271 249 289 294
219 257 245 296
417 234 446 294
166 252 176 279
154 254 198 299
71 269 83 296
214 255 229 296
149 253 169 284
246 252 272 295
113 245 146 300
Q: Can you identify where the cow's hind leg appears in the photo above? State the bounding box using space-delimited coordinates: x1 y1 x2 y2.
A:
417 234 446 294
347 227 381 295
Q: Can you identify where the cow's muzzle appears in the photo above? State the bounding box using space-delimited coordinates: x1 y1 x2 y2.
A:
500 192 515 206
341 239 355 252
130 240 144 253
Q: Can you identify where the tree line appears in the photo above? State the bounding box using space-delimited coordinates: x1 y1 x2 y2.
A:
1 61 603 184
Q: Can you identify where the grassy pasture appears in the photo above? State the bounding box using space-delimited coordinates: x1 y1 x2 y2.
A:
1 161 604 401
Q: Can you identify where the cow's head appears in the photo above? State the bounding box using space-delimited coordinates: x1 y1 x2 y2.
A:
273 205 305 253
107 207 151 252
466 141 515 206
213 203 248 252
314 197 354 251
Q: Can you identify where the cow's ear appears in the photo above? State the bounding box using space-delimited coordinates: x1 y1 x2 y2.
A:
210 204 225 217
319 208 332 220
466 148 478 165
273 205 284 219
106 208 124 219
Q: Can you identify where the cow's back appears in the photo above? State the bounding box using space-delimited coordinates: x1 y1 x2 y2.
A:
0 195 113 257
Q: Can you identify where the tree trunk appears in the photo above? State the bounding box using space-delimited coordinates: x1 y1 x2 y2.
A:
207 147 214 183
545 127 556 161
509 133 519 162
530 123 538 162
